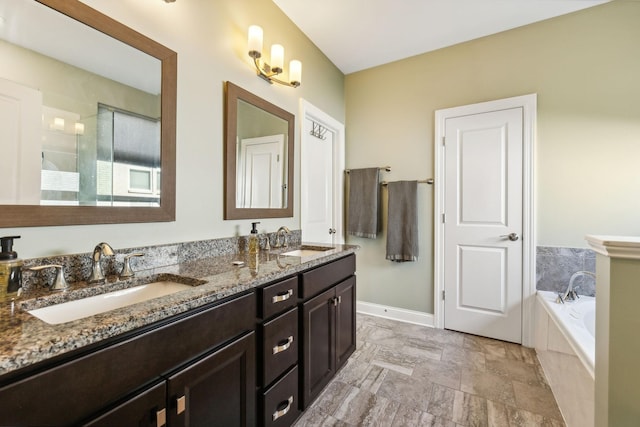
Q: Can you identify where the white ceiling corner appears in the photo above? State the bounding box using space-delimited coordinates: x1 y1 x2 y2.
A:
272 0 610 74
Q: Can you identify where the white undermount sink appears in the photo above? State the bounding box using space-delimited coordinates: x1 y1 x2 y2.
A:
281 245 333 258
28 281 192 325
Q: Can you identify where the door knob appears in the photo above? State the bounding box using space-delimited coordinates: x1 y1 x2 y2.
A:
500 232 519 241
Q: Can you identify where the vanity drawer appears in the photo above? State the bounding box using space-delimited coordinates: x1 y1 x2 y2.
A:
262 365 300 427
259 276 298 319
261 307 298 387
300 254 355 299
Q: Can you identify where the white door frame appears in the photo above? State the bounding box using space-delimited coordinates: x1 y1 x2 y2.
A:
434 94 537 347
299 99 346 243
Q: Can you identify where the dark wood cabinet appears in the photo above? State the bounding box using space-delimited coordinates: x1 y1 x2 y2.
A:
1 252 356 427
83 381 167 427
301 287 336 407
0 292 256 426
257 276 301 427
167 331 255 427
300 256 356 409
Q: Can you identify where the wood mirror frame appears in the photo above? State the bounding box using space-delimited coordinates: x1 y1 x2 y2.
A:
1 0 176 227
224 82 294 220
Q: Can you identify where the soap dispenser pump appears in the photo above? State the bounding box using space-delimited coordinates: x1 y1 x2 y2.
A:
0 235 23 301
249 222 260 255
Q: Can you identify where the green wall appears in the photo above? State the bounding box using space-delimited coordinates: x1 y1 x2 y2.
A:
2 0 344 258
345 1 640 313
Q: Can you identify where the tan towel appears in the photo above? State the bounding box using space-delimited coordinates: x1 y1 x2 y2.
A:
386 181 418 262
347 168 380 238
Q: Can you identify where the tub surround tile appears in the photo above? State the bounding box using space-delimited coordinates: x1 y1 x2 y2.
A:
536 246 596 296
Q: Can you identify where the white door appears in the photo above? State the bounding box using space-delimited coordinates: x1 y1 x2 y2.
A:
0 78 42 204
443 107 524 343
300 100 345 244
237 134 285 209
302 117 334 243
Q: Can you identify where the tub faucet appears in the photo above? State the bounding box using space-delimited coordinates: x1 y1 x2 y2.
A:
274 226 291 248
556 270 595 304
88 242 114 283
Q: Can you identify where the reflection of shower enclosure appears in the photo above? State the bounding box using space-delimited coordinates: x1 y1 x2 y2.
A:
95 105 160 206
40 106 81 205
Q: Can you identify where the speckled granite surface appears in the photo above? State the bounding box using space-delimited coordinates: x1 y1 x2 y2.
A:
0 239 356 378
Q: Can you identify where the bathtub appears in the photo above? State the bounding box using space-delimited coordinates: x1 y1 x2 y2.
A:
535 290 595 427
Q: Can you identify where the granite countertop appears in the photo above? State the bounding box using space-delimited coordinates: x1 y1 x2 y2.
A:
0 243 357 378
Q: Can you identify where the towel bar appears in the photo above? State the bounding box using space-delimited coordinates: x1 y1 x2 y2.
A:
381 178 433 186
345 166 391 173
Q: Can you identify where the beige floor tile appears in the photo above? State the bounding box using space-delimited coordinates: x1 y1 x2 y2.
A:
452 390 488 427
485 353 548 388
442 345 486 371
512 380 564 421
296 314 565 427
460 369 517 406
377 369 433 412
487 400 566 427
332 387 399 426
413 358 462 390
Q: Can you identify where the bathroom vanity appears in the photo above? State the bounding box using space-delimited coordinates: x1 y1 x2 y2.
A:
0 245 356 426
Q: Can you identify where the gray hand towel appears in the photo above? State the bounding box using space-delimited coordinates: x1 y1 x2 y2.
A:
386 180 418 262
347 168 380 238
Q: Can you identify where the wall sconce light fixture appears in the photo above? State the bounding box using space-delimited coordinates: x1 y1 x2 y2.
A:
248 25 301 88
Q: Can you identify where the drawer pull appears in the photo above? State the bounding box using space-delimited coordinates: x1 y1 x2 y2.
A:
156 408 167 427
272 396 294 421
273 336 294 354
272 289 293 303
176 395 186 415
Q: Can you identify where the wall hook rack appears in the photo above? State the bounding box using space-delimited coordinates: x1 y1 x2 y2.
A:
310 121 327 140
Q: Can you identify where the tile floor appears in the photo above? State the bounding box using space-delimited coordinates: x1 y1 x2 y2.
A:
294 314 565 426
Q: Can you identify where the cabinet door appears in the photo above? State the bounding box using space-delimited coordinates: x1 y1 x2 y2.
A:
83 382 167 427
301 287 335 408
335 276 356 370
167 332 256 427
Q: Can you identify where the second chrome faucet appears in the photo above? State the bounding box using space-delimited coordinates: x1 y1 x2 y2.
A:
88 242 114 283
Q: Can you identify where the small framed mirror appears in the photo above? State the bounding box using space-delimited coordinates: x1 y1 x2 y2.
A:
224 82 294 219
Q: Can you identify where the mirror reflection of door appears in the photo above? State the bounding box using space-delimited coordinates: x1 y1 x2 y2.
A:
237 134 285 208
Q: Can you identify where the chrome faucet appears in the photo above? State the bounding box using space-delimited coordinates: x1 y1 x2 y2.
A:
556 270 595 303
274 226 291 248
89 242 114 283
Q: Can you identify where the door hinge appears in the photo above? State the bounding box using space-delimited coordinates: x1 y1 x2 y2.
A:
442 213 446 223
442 136 446 146
442 290 445 300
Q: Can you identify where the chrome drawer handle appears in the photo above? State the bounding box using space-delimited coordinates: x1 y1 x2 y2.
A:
272 396 294 421
273 336 294 354
272 289 293 303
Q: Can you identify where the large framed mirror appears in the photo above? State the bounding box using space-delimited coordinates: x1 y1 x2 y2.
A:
0 0 176 227
224 82 294 219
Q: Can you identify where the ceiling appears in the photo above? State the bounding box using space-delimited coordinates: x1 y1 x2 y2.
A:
272 0 609 74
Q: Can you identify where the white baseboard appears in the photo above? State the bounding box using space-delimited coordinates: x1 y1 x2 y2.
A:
356 300 434 327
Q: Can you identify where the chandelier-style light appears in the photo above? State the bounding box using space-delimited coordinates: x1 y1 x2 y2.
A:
248 25 301 88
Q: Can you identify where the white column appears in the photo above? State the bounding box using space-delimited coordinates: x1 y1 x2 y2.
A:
586 235 640 427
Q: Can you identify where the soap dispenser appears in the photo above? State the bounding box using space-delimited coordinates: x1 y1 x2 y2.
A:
249 222 260 255
0 236 23 302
